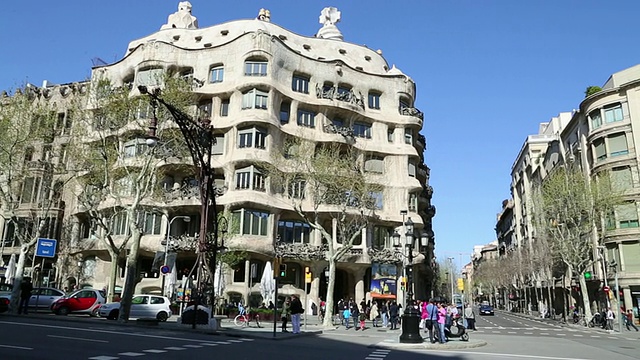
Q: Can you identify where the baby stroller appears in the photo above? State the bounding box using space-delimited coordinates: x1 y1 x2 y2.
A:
435 316 469 342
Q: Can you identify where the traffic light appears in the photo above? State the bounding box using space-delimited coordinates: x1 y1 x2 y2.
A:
583 271 592 280
279 264 287 278
457 278 464 291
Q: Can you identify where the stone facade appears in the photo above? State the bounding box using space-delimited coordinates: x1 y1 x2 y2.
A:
0 6 435 311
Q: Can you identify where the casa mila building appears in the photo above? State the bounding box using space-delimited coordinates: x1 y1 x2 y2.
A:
0 3 436 312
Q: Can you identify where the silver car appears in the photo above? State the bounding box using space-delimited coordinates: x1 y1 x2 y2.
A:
29 287 66 310
99 294 172 321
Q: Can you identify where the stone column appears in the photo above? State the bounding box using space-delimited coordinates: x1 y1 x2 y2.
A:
623 287 633 313
308 262 326 313
354 267 367 304
243 259 251 305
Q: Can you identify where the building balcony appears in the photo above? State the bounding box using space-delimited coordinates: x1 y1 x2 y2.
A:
399 107 424 121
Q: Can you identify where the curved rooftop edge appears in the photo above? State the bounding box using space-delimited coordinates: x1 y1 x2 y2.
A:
123 19 395 77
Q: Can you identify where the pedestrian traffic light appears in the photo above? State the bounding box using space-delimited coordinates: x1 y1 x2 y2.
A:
583 271 592 280
279 264 287 278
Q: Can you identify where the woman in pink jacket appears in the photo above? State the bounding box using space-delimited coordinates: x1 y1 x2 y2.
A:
436 302 447 343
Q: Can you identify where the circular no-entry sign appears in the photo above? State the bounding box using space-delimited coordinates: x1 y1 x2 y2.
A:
160 265 170 275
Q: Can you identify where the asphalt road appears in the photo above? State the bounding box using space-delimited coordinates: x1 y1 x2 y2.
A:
1 311 638 360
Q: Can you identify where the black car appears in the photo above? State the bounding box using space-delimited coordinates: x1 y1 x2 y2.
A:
479 304 494 315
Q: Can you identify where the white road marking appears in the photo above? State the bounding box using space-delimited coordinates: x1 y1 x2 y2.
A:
0 344 33 350
227 339 243 343
89 357 118 360
590 335 600 338
48 335 108 343
118 352 145 357
540 333 550 335
508 331 517 334
573 334 583 337
0 320 218 344
200 343 219 346
215 341 231 344
239 338 255 341
143 349 167 353
164 346 186 350
428 349 594 360
183 344 203 348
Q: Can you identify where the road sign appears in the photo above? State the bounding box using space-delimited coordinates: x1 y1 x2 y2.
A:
35 238 57 258
160 265 171 275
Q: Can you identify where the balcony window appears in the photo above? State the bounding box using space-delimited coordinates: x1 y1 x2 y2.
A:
616 203 639 228
387 128 394 143
209 65 224 83
589 110 602 130
353 122 372 139
242 89 268 110
136 68 164 86
287 179 306 199
594 138 606 162
277 220 311 244
408 192 418 212
197 100 212 119
211 134 225 155
220 99 229 116
405 128 413 144
245 60 268 76
609 133 628 157
368 92 381 109
408 161 417 177
110 212 129 236
368 191 384 209
297 109 316 128
372 226 392 249
280 101 291 124
364 156 384 174
235 165 266 192
292 74 310 94
137 211 162 235
611 166 632 190
122 139 148 158
231 208 269 236
238 127 267 149
604 103 623 124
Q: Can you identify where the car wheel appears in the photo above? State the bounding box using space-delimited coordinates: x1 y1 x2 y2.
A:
90 307 100 317
56 306 70 316
107 309 119 320
156 311 169 322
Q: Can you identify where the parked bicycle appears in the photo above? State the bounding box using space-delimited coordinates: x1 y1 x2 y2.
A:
234 309 262 328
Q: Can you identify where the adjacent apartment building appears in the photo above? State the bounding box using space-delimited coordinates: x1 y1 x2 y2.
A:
0 4 436 310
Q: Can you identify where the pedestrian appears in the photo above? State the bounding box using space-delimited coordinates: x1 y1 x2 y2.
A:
337 299 344 325
281 297 291 332
464 303 476 330
605 307 615 331
370 301 380 327
624 309 639 331
350 301 360 330
342 306 351 330
18 277 33 315
289 294 304 334
425 298 438 343
268 301 275 310
436 302 447 343
389 301 399 330
359 305 367 330
380 301 389 328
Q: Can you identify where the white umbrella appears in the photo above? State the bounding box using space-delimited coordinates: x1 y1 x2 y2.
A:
213 263 225 297
259 261 275 305
5 254 16 283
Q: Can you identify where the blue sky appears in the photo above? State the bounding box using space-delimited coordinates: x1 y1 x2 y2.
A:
3 1 640 268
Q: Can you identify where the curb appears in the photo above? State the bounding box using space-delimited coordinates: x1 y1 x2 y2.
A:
372 339 487 350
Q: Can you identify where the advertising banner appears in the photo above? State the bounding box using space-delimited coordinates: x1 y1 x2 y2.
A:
370 263 397 299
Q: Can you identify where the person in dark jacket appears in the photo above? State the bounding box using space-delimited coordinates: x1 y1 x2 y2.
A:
389 301 399 330
18 277 33 315
289 295 304 334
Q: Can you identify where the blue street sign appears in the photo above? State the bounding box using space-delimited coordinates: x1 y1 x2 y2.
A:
35 238 57 258
160 265 171 275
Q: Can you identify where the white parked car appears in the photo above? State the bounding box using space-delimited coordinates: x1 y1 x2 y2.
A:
99 294 171 321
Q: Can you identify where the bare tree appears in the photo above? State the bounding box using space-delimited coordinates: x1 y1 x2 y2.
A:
531 165 620 322
268 137 381 328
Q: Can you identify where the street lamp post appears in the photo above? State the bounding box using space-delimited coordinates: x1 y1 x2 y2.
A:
161 216 191 297
140 86 222 329
609 260 622 333
392 215 429 344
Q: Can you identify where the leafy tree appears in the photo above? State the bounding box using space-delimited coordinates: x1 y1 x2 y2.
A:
531 165 620 322
267 137 382 328
68 75 193 320
0 85 76 312
585 86 602 97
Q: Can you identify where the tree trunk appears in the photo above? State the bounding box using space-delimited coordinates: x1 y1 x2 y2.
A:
322 257 337 328
118 231 142 322
107 249 120 302
578 275 592 323
8 246 29 313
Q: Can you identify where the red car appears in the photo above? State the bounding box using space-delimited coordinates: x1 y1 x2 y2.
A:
51 289 106 316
